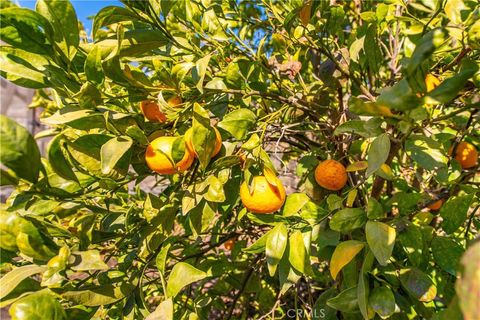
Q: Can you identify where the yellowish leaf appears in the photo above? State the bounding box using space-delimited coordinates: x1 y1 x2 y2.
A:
346 189 358 207
330 240 365 280
263 167 279 187
346 161 368 172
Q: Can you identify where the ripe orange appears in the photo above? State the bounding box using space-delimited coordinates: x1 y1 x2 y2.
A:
314 160 347 191
224 239 235 251
425 74 441 92
240 175 286 214
184 126 222 158
449 141 478 169
145 136 194 174
167 95 182 107
140 100 167 122
140 96 182 123
427 199 443 211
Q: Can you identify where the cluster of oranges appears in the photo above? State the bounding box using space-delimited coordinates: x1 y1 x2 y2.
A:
142 96 222 174
140 97 478 215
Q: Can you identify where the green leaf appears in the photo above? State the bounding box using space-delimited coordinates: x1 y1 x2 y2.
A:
0 46 51 74
143 193 160 222
426 59 479 104
218 109 256 140
92 6 137 38
36 0 79 60
84 45 104 85
369 286 395 319
440 194 474 234
243 231 269 254
399 268 436 302
317 228 340 249
187 200 216 236
41 106 103 127
62 283 134 307
190 103 216 169
156 243 171 275
325 5 345 37
166 262 209 297
444 0 468 24
376 79 421 111
225 61 243 88
205 77 227 90
365 221 396 266
10 291 66 320
398 223 425 267
100 136 132 175
70 250 109 271
326 194 343 211
367 133 390 176
312 288 337 320
330 240 365 280
405 135 448 170
358 249 375 320
349 35 365 63
0 46 50 88
67 134 127 178
365 23 382 73
204 176 225 203
0 169 18 186
0 277 41 308
407 28 447 77
96 30 170 58
334 117 383 138
0 7 54 55
48 135 77 182
0 115 42 183
431 236 463 275
146 298 173 320
0 211 56 260
329 208 367 233
367 198 384 219
327 286 358 312
195 54 211 93
160 0 178 17
266 223 288 276
279 250 301 295
282 193 310 217
288 230 306 273
0 265 48 300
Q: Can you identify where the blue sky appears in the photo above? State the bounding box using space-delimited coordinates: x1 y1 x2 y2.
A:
18 0 122 33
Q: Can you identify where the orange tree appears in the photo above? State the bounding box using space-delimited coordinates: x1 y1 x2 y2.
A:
0 1 479 319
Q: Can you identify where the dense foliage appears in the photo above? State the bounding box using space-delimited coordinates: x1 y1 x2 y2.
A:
0 0 479 319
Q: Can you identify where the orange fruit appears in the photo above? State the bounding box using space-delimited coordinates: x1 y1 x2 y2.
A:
314 160 348 191
140 96 182 122
167 95 182 107
224 239 235 251
425 74 441 93
145 136 194 174
140 100 167 122
449 141 478 169
240 175 286 214
185 126 222 158
427 199 443 211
